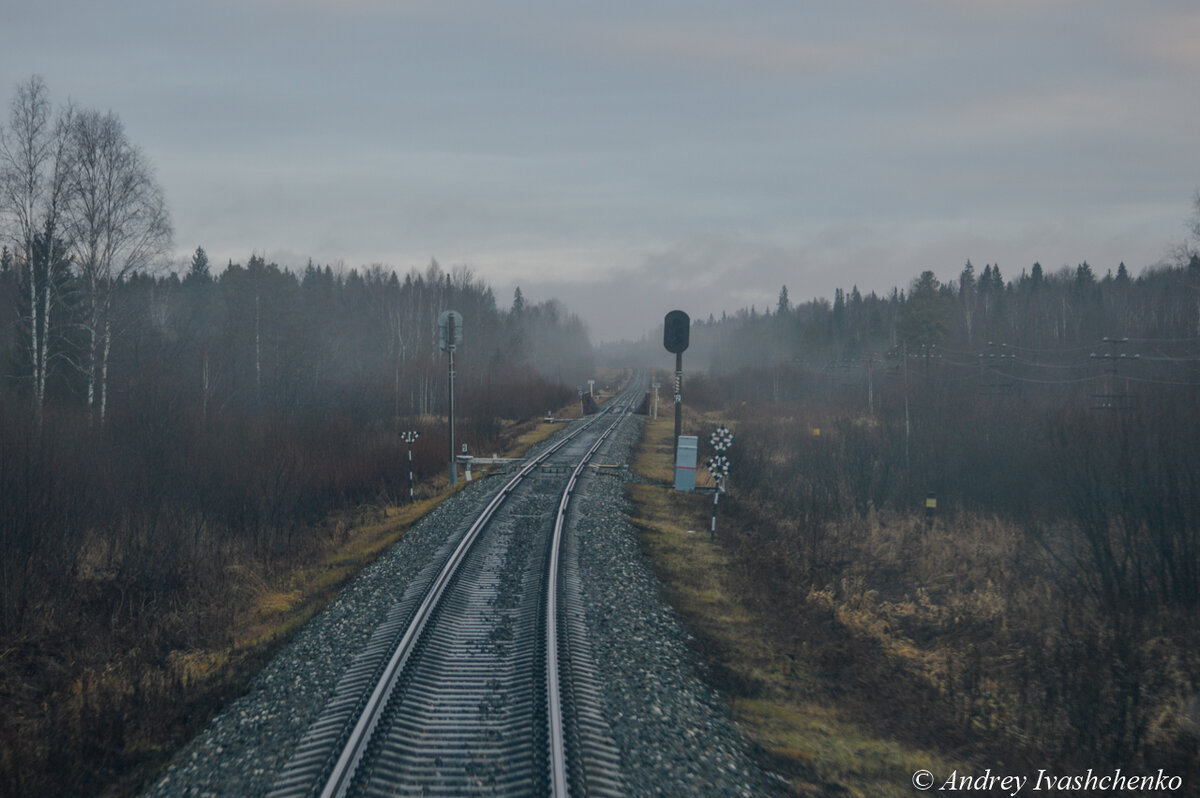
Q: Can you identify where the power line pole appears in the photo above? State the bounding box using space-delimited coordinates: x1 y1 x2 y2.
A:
448 326 456 486
864 354 874 416
903 341 910 472
1091 336 1137 412
978 341 1013 398
439 310 463 486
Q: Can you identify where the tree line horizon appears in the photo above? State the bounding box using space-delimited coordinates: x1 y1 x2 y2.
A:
4 71 1200 796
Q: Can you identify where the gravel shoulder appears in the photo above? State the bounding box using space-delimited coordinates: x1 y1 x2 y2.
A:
143 473 508 798
145 412 779 797
570 414 781 797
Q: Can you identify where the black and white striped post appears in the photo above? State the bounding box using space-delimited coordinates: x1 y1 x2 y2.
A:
706 425 734 542
663 310 690 446
400 430 419 503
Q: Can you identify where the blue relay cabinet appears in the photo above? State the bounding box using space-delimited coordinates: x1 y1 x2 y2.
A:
674 435 698 491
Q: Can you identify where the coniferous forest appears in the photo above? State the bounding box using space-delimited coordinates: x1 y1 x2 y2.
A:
0 250 593 627
0 254 593 795
0 76 594 795
612 253 1200 784
5 72 1200 794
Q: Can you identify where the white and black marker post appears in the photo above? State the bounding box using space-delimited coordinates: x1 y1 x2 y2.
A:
438 310 463 487
706 425 734 542
400 430 419 502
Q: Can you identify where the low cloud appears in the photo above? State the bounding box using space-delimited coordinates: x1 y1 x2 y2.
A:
593 25 858 80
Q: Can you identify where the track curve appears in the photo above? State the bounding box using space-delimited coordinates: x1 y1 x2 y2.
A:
269 378 642 797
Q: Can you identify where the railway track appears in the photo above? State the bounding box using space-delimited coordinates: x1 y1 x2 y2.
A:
268 381 641 797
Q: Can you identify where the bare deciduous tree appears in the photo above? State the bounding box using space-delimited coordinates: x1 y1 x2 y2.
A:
65 108 172 424
1190 189 1200 249
0 76 73 428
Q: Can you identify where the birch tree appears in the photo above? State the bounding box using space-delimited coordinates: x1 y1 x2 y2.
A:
1190 189 1200 246
0 76 73 428
65 108 172 425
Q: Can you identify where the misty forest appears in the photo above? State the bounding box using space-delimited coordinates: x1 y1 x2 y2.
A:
4 77 1200 794
622 253 1200 786
0 77 592 795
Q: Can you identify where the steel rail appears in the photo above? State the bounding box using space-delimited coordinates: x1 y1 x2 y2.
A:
545 392 633 796
317 393 631 798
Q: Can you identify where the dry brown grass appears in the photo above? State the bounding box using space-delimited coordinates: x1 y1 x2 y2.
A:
0 395 589 797
685 404 1200 787
628 415 967 796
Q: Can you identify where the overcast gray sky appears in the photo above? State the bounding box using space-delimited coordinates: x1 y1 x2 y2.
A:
3 1 1198 340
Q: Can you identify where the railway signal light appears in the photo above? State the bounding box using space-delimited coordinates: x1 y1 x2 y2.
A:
437 310 463 351
663 310 690 354
663 310 690 444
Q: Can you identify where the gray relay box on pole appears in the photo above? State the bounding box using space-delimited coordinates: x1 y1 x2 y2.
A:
674 435 698 491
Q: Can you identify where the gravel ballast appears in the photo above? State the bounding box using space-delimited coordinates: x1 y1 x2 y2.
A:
144 412 780 797
568 414 779 797
143 474 511 798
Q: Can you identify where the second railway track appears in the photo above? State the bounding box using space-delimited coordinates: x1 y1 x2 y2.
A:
269 381 642 797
